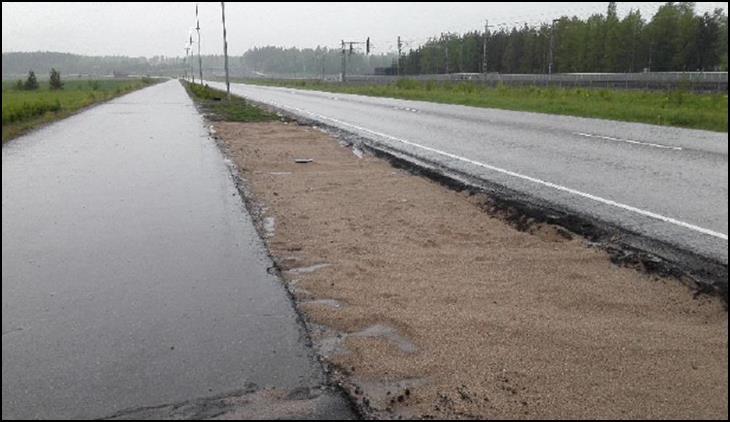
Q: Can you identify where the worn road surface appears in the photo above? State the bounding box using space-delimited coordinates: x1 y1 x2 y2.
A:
207 82 728 266
2 80 352 419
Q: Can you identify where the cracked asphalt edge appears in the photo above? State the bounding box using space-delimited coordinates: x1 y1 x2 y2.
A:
100 383 354 420
188 94 364 419
208 126 368 420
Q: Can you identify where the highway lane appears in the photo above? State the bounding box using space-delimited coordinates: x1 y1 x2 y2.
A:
208 81 728 265
2 80 352 419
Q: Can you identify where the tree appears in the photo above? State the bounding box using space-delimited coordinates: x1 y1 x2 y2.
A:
603 2 623 71
24 70 39 90
49 68 63 90
674 2 701 70
395 2 726 74
621 10 645 72
719 10 728 70
695 10 723 70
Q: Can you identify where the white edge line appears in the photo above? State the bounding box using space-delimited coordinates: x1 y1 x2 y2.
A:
227 85 728 242
575 132 683 150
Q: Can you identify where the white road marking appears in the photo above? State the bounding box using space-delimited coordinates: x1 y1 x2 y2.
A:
393 106 419 113
575 132 683 150
228 85 728 242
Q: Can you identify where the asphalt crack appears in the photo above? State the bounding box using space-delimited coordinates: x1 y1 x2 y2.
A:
101 384 354 420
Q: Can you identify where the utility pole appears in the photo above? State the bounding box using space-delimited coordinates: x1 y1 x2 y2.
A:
184 45 191 82
341 40 346 82
648 42 653 72
221 2 230 99
460 40 464 72
482 20 488 74
320 51 326 81
629 19 636 73
340 39 367 82
189 34 195 84
195 3 203 84
444 42 449 74
549 19 559 75
397 36 403 76
481 20 497 74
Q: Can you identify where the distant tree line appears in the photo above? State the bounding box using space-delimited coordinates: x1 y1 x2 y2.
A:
1 52 184 78
2 3 726 79
1 50 396 79
241 46 396 76
400 2 728 74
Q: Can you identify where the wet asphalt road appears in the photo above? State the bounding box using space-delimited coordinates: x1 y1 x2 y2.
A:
2 81 350 419
207 82 728 265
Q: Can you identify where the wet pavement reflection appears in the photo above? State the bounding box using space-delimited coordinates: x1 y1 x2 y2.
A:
2 81 344 419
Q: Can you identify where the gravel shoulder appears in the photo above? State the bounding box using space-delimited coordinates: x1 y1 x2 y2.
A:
213 120 727 419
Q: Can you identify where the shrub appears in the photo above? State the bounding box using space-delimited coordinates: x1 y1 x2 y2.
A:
188 82 223 101
49 68 63 90
395 79 420 90
24 71 39 91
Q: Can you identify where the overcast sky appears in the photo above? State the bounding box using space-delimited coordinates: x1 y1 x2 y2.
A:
2 2 727 57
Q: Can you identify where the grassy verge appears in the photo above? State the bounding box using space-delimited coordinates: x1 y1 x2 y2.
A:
2 78 161 142
240 78 728 132
182 81 278 122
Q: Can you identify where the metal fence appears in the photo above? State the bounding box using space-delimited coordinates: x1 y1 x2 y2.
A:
252 71 729 92
346 72 729 92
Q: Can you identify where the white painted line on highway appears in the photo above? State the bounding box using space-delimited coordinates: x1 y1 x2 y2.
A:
236 90 728 242
575 132 683 150
393 106 419 113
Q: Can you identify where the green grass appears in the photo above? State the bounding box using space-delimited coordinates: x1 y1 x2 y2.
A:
2 78 160 142
183 81 278 122
240 78 728 133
